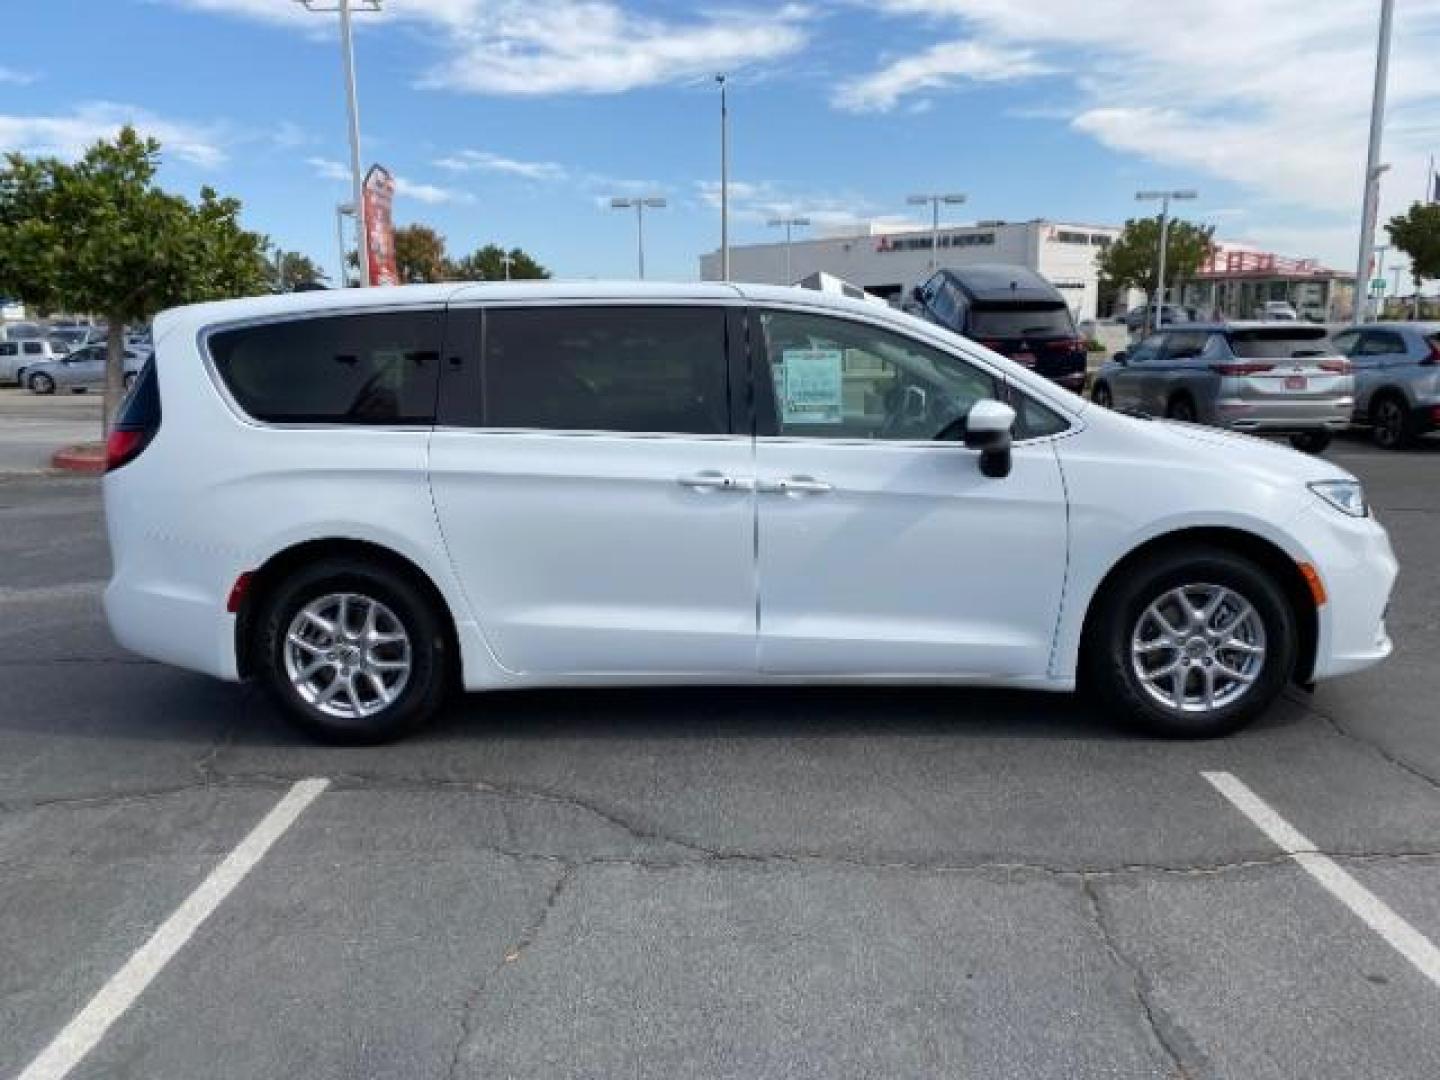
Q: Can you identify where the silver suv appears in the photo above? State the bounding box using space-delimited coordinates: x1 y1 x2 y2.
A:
1091 323 1353 454
1329 322 1440 450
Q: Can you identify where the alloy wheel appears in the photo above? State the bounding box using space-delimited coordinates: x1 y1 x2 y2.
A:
1130 583 1267 714
283 592 412 719
1373 399 1405 449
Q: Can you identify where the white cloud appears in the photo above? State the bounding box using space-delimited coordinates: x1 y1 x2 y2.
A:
395 176 475 205
0 102 225 167
164 0 811 95
434 149 566 181
307 157 474 204
0 66 37 85
694 178 922 236
852 0 1440 256
306 156 350 182
834 40 1052 112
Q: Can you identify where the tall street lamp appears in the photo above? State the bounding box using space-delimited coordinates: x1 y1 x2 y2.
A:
767 216 810 284
1354 0 1395 324
716 74 730 281
611 196 667 280
906 193 967 271
1136 189 1198 329
296 0 380 286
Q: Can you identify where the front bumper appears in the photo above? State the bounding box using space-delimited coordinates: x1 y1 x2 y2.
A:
1295 502 1397 681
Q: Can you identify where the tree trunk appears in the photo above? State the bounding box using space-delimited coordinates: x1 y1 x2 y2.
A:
103 320 125 439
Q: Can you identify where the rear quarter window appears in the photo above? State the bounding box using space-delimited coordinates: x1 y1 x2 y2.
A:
209 310 442 424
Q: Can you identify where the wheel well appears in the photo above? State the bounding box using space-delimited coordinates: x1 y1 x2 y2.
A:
1167 388 1195 411
1078 527 1318 686
234 538 461 682
1369 386 1408 416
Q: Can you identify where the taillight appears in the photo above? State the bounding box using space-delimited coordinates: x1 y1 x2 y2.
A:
105 358 161 472
1046 338 1083 350
105 428 151 471
1210 363 1275 376
1318 358 1352 374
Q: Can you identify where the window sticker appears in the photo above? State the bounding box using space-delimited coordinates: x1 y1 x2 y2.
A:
780 347 844 424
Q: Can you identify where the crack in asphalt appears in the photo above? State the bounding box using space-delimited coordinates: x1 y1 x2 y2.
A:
445 863 575 1080
8 770 1440 881
1081 878 1196 1079
1291 689 1440 795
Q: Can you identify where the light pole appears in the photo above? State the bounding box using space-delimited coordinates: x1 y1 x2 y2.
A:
500 252 515 281
610 196 667 279
1354 0 1395 324
767 216 810 284
906 193 967 271
296 0 380 286
1136 189 1198 329
334 202 354 286
716 74 730 281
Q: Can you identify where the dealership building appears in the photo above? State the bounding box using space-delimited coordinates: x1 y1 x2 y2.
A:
699 219 1121 322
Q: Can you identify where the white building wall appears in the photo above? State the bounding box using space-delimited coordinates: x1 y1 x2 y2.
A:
700 220 1117 322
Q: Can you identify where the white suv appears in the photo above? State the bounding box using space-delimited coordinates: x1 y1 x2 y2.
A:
103 283 1397 743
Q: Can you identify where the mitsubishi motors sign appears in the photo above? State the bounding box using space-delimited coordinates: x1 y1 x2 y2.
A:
362 164 399 286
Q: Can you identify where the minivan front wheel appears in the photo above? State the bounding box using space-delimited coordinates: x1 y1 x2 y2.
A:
1085 547 1296 738
257 558 450 743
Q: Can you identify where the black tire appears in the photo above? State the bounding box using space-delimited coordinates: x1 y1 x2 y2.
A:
1289 429 1332 455
1165 394 1197 423
1370 393 1414 451
1083 546 1297 738
1092 382 1113 409
28 372 54 395
255 557 451 744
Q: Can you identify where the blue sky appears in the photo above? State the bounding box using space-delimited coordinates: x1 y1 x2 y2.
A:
4 0 1440 285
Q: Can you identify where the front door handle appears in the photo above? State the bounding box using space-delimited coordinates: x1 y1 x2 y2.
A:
759 476 833 495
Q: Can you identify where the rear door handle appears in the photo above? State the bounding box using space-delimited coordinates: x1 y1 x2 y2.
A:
677 471 746 491
759 476 833 495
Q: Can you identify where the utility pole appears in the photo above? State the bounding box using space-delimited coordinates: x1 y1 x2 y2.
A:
717 74 730 281
610 197 667 280
1353 0 1395 324
767 216 810 284
1136 189 1198 329
906 193 967 272
296 0 380 286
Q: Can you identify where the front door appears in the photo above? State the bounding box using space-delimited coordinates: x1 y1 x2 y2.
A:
428 302 757 676
749 307 1069 678
1110 333 1164 412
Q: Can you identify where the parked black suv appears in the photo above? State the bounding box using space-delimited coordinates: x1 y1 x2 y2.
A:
907 264 1087 392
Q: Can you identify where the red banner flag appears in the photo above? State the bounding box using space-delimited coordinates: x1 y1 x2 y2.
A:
362 165 399 286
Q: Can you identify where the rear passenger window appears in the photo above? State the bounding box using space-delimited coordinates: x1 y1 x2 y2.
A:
209 311 441 424
483 306 728 434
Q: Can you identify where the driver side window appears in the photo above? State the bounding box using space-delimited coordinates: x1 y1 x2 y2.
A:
758 309 999 441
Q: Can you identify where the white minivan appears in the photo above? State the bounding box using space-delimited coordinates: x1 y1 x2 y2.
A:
103 283 1397 743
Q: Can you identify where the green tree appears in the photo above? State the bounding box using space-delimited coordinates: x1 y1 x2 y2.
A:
1386 202 1440 287
0 126 269 431
1096 216 1216 300
448 244 550 281
270 250 328 292
393 224 449 283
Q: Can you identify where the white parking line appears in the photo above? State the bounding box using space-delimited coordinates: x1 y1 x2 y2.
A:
1203 770 1440 991
16 778 330 1080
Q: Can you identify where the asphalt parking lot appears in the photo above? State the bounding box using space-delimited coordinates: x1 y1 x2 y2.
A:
2 431 1439 1079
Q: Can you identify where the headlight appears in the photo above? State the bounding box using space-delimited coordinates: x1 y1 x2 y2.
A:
1309 480 1368 518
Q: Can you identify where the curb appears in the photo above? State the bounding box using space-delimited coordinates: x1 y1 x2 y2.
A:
51 443 106 474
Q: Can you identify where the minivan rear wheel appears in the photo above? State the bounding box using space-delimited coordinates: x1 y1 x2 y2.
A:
256 558 450 744
1084 547 1296 738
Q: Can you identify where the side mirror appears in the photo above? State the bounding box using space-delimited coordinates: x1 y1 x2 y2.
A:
911 285 926 304
1113 350 1129 365
964 399 1016 479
